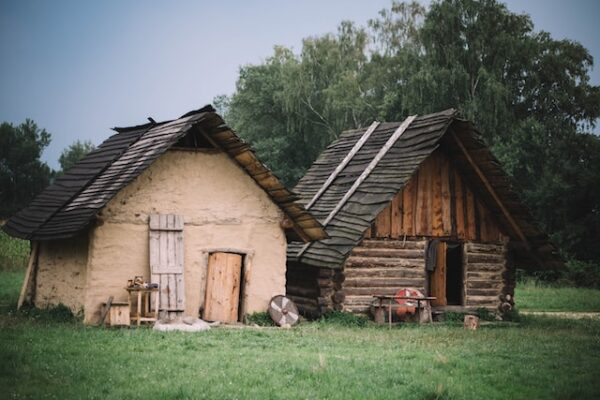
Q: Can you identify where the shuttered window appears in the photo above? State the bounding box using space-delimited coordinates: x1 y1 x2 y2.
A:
149 214 185 316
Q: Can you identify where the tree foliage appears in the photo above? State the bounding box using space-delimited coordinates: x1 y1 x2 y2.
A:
58 140 95 174
0 120 52 218
221 0 600 269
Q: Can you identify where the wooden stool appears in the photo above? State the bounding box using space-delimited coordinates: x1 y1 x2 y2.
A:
127 287 160 326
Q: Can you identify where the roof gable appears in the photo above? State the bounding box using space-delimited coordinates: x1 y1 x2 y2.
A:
3 106 326 242
289 110 562 270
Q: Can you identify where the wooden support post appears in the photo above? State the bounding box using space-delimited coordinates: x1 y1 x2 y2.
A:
17 242 39 309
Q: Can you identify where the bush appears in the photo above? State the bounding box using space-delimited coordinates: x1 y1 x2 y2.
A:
15 303 78 323
319 311 369 327
564 260 600 289
245 312 275 326
0 230 29 271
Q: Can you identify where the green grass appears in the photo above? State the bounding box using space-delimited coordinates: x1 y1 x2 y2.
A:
516 279 600 312
1 272 600 399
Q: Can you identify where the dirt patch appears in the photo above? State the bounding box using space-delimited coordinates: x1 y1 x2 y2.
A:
521 311 600 320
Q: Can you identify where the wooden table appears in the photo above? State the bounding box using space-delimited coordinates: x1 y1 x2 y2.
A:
373 295 436 328
126 287 160 326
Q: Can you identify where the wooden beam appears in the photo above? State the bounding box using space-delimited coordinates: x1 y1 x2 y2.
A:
305 121 380 209
450 131 530 249
17 241 39 309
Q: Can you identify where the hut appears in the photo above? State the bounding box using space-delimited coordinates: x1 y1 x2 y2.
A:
3 105 326 324
286 109 562 317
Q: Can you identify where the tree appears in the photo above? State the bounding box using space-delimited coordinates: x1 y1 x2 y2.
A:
221 0 600 270
58 140 95 174
0 120 52 218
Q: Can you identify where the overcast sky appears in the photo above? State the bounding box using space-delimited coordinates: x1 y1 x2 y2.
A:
1 0 599 169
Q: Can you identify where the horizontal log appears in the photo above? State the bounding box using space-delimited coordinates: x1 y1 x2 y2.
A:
333 303 344 311
465 296 500 306
344 295 377 306
287 285 319 298
466 263 505 272
319 287 334 299
345 256 425 269
350 248 425 259
287 296 319 308
466 280 502 289
345 286 425 296
464 242 505 254
467 271 503 280
360 239 427 249
318 268 334 278
467 288 500 297
345 277 425 288
333 281 343 291
317 278 333 288
465 253 505 264
317 296 330 306
344 267 424 279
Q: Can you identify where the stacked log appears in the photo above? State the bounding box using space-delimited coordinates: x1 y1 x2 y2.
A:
342 239 427 314
286 262 321 318
463 242 509 310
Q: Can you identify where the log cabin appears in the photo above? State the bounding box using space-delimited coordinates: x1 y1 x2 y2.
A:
3 105 326 324
286 109 562 317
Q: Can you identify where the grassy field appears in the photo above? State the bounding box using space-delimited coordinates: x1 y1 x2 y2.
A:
516 279 600 312
1 270 600 399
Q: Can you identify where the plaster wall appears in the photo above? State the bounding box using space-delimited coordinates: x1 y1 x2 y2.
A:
83 150 286 324
34 234 88 314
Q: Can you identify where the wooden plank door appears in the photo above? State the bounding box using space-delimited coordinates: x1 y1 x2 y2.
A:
430 241 447 306
204 252 242 323
149 214 185 318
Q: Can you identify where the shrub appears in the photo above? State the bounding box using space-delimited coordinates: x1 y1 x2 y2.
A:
319 311 369 327
245 311 275 326
564 259 600 289
16 303 78 323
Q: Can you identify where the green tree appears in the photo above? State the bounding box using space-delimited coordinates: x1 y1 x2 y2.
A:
58 140 95 174
0 120 52 218
221 0 600 270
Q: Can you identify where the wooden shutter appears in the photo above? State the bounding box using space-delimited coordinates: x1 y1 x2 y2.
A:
204 252 242 323
430 242 447 306
149 214 185 316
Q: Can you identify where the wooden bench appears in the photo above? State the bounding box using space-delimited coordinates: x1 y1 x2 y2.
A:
372 295 436 327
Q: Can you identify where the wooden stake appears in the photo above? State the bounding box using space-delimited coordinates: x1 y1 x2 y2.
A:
17 242 39 309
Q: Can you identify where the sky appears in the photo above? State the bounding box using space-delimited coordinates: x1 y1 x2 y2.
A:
1 0 599 169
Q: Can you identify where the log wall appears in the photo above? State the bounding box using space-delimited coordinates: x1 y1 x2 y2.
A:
341 239 427 314
365 150 507 243
464 241 514 311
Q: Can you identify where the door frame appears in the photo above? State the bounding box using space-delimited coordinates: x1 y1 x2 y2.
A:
198 247 254 321
427 240 466 307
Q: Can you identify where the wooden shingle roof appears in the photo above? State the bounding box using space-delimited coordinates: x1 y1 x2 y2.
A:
288 109 562 270
3 105 326 242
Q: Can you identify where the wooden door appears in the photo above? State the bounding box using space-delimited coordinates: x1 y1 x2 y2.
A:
204 252 242 323
149 214 185 318
430 242 447 306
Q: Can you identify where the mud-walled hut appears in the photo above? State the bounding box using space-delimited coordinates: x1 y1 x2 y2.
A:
286 109 562 317
4 105 326 324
